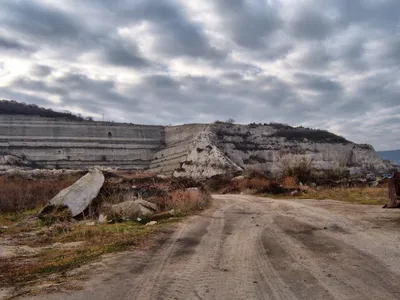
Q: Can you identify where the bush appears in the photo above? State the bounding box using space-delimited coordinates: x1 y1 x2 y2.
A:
277 154 314 183
205 175 233 192
282 176 297 188
168 188 211 213
237 178 270 191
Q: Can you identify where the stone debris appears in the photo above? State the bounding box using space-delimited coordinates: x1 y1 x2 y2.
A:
145 221 157 226
86 222 96 226
98 214 107 224
110 199 158 220
44 169 105 217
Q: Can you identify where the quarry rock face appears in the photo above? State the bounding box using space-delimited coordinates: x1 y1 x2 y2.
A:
0 115 164 170
205 123 391 178
0 115 391 178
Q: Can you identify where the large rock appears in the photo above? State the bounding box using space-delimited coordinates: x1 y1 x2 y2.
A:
110 199 158 220
47 168 105 217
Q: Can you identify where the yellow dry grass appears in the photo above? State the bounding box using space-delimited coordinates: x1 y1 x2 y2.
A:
0 219 180 289
169 188 211 213
265 186 389 205
299 187 388 205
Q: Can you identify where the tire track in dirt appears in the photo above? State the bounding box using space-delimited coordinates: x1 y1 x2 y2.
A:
274 216 400 300
26 195 400 300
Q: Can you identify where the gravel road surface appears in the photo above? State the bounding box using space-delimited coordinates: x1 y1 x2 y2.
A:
27 195 400 300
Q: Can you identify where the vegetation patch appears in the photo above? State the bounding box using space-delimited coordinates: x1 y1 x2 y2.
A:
0 170 211 296
0 219 180 289
265 187 388 206
271 127 350 144
0 100 93 121
0 173 83 213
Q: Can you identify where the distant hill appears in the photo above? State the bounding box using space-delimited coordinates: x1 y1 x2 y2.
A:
0 100 92 121
378 150 400 165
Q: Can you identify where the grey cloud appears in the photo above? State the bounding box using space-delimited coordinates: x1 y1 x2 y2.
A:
213 0 282 49
112 0 223 59
222 72 243 80
12 77 66 95
331 0 400 29
287 9 334 41
353 74 400 107
294 73 343 93
0 36 31 51
7 73 139 116
335 37 368 71
102 41 150 68
30 65 52 77
0 87 56 109
293 44 332 70
0 0 399 149
55 74 131 105
0 1 81 42
143 75 180 89
0 1 152 68
376 36 400 67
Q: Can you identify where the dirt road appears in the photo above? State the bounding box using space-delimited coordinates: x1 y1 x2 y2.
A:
28 195 400 300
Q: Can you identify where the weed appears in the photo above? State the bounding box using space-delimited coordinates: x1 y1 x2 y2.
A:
0 175 80 213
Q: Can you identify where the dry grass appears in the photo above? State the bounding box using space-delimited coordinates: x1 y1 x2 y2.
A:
0 219 180 289
168 188 211 213
0 174 81 213
237 178 270 191
282 176 297 188
263 186 389 206
207 172 388 206
297 187 388 205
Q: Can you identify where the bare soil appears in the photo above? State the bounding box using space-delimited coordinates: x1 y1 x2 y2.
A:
21 195 400 300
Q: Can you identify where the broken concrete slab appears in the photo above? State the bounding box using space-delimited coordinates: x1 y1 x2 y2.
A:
44 169 105 217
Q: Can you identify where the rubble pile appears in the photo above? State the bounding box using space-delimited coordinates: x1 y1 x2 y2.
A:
39 169 211 224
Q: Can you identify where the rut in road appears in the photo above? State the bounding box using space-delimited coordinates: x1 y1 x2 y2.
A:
27 195 400 300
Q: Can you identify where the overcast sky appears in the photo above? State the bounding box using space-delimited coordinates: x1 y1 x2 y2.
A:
0 0 399 150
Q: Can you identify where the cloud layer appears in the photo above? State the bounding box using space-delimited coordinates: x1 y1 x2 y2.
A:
0 0 399 150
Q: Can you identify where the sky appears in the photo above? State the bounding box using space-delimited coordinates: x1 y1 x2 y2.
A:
0 0 399 151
